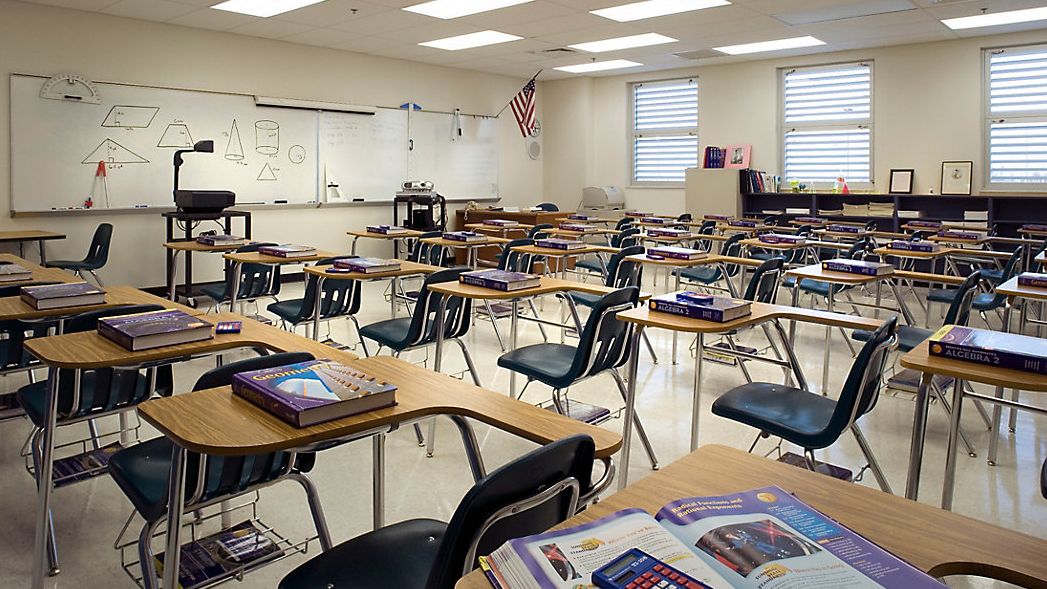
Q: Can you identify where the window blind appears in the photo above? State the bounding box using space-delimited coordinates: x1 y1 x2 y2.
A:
632 79 697 184
987 46 1047 185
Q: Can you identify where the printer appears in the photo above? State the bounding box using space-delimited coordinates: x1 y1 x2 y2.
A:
581 186 624 210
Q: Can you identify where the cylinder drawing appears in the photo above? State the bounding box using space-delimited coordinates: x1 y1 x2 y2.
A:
255 120 279 156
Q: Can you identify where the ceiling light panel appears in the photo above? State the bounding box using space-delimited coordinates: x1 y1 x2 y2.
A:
211 0 326 18
942 6 1047 30
404 0 535 19
714 35 825 55
568 33 676 53
419 30 522 50
591 0 730 22
554 59 643 73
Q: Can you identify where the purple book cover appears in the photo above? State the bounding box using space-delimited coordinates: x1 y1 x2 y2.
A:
888 240 939 252
650 294 751 322
460 269 540 291
536 238 585 250
333 257 399 272
558 223 597 232
826 224 860 233
21 282 104 300
99 309 210 339
796 216 825 224
1021 224 1047 232
930 325 1047 375
759 233 805 245
196 234 244 245
649 246 703 260
641 217 673 224
908 220 942 228
258 244 316 256
443 231 485 242
483 219 519 226
822 259 892 276
937 230 980 240
366 225 408 234
567 214 596 221
728 220 757 228
624 211 651 217
648 228 693 238
704 214 731 221
1018 272 1047 288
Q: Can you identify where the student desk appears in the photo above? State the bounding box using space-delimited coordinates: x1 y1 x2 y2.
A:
455 444 1047 589
789 218 829 227
223 249 339 310
900 335 1047 511
302 261 441 338
929 234 987 248
464 222 533 240
455 209 568 266
346 228 423 258
902 222 944 232
510 243 606 277
715 223 771 235
0 230 65 264
421 235 510 268
163 239 257 303
546 227 620 239
0 284 199 322
0 253 79 285
554 216 617 225
812 228 870 241
615 304 882 488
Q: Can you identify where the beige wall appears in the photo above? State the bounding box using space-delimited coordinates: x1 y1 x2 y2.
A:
543 30 1047 213
0 0 542 287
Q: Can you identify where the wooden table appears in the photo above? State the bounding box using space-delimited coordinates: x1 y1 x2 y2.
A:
346 228 424 259
900 335 1047 511
0 230 65 264
223 249 339 310
163 239 257 302
0 253 78 286
464 222 534 240
615 303 882 489
421 236 510 268
510 243 604 276
455 445 1047 589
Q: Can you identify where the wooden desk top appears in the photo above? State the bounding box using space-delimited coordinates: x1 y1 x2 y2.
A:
420 236 511 248
929 235 986 246
874 246 950 260
553 216 615 224
465 223 533 232
625 254 762 269
616 299 883 333
740 237 809 250
546 227 619 237
223 250 339 264
455 445 1047 589
990 236 1043 246
138 355 622 458
786 263 892 285
716 223 771 233
901 223 943 232
347 229 424 239
901 337 1047 392
997 276 1047 301
304 260 440 281
871 230 908 240
426 275 623 301
693 233 729 242
511 244 605 257
24 312 357 370
893 270 966 286
0 230 65 242
0 254 78 285
1019 228 1047 238
0 285 200 321
640 233 700 244
813 229 870 239
163 240 255 252
789 219 829 226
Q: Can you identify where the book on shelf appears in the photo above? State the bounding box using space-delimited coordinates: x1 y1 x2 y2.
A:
232 359 398 427
20 282 106 310
443 231 487 243
964 210 989 221
649 293 752 322
887 240 939 253
535 238 586 251
929 325 1047 375
817 209 843 216
481 486 942 589
558 223 598 233
821 259 893 277
647 228 694 238
332 257 400 274
826 223 860 234
52 441 122 486
647 246 706 261
1018 272 1047 288
784 208 809 215
896 210 922 219
1020 223 1047 232
257 244 317 258
758 233 806 245
366 225 410 235
483 219 520 227
940 221 988 231
460 269 541 292
703 146 725 169
0 263 32 283
154 520 284 589
196 234 245 247
97 309 214 351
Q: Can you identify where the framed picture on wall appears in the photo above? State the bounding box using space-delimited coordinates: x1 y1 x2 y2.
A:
724 144 751 169
889 169 914 194
941 161 973 195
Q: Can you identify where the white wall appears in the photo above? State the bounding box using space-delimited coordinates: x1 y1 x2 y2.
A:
543 30 1047 213
0 0 542 287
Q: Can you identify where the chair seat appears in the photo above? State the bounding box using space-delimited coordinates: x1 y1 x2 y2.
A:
972 292 1001 311
199 282 229 303
497 343 577 389
672 266 719 284
268 298 306 324
981 268 1005 283
108 437 177 523
567 291 602 309
852 325 930 352
575 259 605 274
782 276 797 289
17 374 100 427
359 318 413 351
749 252 778 262
797 279 838 297
711 383 838 449
44 260 93 271
927 288 957 304
279 518 447 589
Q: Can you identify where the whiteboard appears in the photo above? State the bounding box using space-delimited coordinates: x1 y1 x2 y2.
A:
407 110 499 199
318 108 408 200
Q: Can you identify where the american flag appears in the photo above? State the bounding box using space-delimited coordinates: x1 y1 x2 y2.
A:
510 74 538 138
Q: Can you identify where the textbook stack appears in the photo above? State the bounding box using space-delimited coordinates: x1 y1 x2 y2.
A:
907 220 942 229
0 263 32 283
702 146 725 168
443 231 487 243
366 225 410 235
795 216 825 224
460 269 541 292
703 214 731 221
196 234 245 247
535 238 586 251
232 359 398 427
624 211 651 218
727 219 756 228
650 293 752 322
929 325 1047 375
257 244 317 258
98 309 214 351
21 282 105 310
1018 272 1047 288
333 257 400 274
567 214 598 221
937 229 984 241
821 259 893 276
785 208 809 215
154 520 284 588
648 246 705 261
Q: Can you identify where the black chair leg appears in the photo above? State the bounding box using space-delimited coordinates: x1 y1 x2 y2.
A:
850 424 892 493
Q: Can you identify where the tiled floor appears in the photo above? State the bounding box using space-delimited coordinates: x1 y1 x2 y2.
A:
0 275 1043 588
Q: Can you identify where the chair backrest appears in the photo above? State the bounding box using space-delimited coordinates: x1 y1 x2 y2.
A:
292 256 363 323
612 227 641 249
822 317 898 444
406 267 474 347
846 237 878 262
425 434 595 589
222 242 282 301
0 281 64 369
720 233 747 277
743 257 784 303
527 224 553 240
909 230 928 242
944 270 983 326
614 217 634 231
535 202 559 212
604 245 646 289
84 223 113 268
408 231 451 267
697 220 716 234
54 304 174 419
983 247 1023 308
570 287 640 379
761 216 776 226
497 239 537 273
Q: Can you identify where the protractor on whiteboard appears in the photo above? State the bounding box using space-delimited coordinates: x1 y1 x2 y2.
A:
40 74 102 104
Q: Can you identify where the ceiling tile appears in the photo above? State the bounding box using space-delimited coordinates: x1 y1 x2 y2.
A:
228 18 315 39
329 34 406 51
167 7 258 30
458 1 577 28
101 0 197 20
279 26 362 47
272 0 392 27
379 21 497 43
18 0 120 10
328 9 435 34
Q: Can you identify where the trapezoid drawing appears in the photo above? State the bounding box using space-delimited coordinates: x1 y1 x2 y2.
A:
157 123 193 148
81 139 149 164
257 162 277 181
225 119 244 161
101 105 159 128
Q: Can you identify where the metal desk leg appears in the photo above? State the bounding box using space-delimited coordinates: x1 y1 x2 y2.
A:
450 415 486 481
351 236 360 256
168 250 181 301
905 371 933 500
672 271 681 365
1007 299 1025 433
161 443 188 589
941 378 966 510
889 280 915 326
988 300 1013 465
312 276 325 341
821 293 834 395
427 295 449 458
372 433 385 529
690 332 704 451
39 239 47 265
509 299 520 398
772 319 809 392
390 276 398 318
618 326 644 491
789 281 800 346
229 261 243 313
31 367 60 588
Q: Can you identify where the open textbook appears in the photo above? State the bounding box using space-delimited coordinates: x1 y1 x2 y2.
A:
482 486 943 589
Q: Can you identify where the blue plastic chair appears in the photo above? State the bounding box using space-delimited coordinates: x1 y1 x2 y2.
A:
200 242 281 311
535 202 559 211
45 223 112 286
267 255 367 352
673 232 746 290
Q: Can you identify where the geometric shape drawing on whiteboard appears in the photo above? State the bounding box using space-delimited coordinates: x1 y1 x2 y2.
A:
225 119 244 161
288 144 306 164
157 123 193 148
81 138 149 164
101 105 160 128
257 162 277 181
255 120 279 155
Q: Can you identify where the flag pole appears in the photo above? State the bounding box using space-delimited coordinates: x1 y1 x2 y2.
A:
495 69 542 118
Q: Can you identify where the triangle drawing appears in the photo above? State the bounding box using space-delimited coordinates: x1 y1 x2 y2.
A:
225 120 244 161
157 123 193 148
257 162 277 181
81 138 149 164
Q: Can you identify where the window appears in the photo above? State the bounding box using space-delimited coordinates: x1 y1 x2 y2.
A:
630 78 698 185
985 44 1047 189
781 62 872 186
